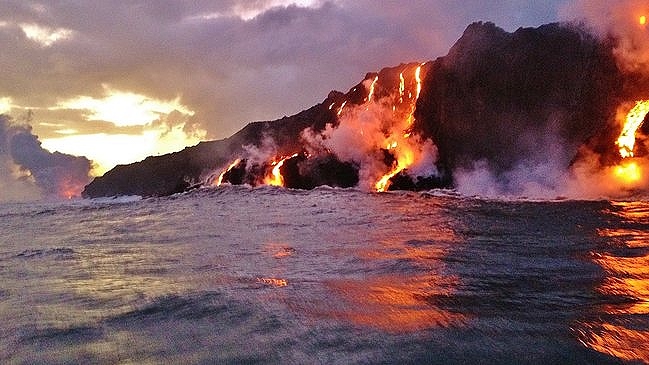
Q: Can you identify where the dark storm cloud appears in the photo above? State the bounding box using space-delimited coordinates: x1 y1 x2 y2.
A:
0 1 566 139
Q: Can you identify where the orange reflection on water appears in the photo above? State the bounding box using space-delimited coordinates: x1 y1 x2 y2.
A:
321 223 465 333
578 201 649 364
578 323 649 364
593 252 649 315
257 277 288 287
324 274 465 333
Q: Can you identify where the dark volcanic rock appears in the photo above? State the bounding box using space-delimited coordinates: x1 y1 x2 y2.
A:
281 154 359 189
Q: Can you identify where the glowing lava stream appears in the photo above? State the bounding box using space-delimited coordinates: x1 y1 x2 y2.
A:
613 100 649 185
367 76 379 103
617 100 649 158
265 153 298 187
215 158 241 186
337 101 347 116
374 64 425 192
415 64 423 100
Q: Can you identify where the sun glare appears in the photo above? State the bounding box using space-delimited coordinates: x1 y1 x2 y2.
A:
19 23 73 47
640 15 647 25
55 88 195 127
187 0 320 21
0 97 12 114
41 124 205 176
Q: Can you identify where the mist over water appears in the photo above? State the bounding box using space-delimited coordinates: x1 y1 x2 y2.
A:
1 187 647 364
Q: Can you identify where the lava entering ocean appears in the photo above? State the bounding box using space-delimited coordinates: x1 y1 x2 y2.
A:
613 101 649 185
210 63 439 192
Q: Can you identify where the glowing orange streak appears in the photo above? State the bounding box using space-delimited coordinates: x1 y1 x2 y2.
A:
337 101 347 116
265 153 298 187
367 76 379 103
215 158 241 186
257 277 288 287
614 161 642 183
60 180 83 199
374 63 426 191
415 64 424 100
375 165 403 192
617 100 649 158
376 144 416 192
399 72 405 103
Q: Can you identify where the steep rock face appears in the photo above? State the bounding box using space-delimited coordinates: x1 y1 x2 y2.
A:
83 21 640 198
413 22 626 180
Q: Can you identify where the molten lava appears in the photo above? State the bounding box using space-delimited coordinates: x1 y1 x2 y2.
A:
265 153 298 187
614 160 642 183
367 76 379 103
611 100 649 187
215 158 241 186
210 63 436 193
372 64 427 192
58 179 84 199
337 101 347 116
616 100 649 158
415 63 424 101
399 72 405 103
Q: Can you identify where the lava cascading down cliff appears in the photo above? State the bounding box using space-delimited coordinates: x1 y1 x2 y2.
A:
82 20 649 199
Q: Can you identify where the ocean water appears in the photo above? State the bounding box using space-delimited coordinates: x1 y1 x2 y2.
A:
1 186 648 364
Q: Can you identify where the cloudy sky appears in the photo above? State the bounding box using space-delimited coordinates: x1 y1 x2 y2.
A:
0 0 571 174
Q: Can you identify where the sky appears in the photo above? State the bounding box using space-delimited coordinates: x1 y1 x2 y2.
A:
0 0 570 174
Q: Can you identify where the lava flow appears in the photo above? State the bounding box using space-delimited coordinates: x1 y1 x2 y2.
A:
614 100 649 184
372 63 427 192
616 100 649 158
200 61 440 193
264 153 298 187
214 158 241 186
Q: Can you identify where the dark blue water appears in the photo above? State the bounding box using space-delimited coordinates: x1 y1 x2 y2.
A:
1 187 647 364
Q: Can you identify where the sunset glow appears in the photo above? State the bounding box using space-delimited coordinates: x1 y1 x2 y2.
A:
26 87 207 175
188 0 320 21
0 97 11 114
55 88 195 127
19 23 74 47
41 123 205 176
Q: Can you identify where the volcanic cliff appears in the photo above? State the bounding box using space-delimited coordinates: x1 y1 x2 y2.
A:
83 21 648 198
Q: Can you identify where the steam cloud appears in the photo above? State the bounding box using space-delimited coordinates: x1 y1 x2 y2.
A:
0 114 92 201
301 101 439 191
561 0 649 73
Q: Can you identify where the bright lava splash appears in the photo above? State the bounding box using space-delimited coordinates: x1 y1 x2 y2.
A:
265 153 299 187
616 100 649 159
613 100 649 186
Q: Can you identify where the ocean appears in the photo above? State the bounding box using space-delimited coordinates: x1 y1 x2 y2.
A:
1 186 648 364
